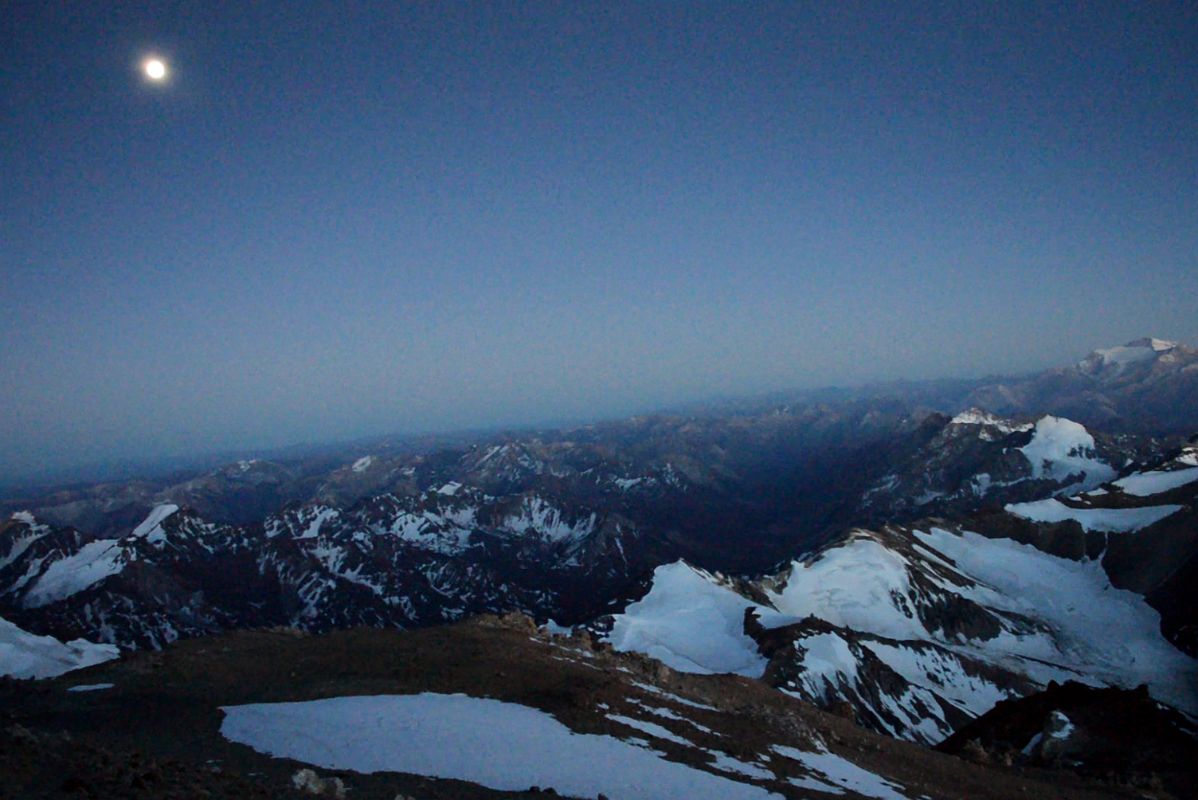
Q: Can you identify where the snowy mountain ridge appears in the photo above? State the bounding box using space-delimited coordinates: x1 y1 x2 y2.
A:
967 336 1198 433
605 444 1198 744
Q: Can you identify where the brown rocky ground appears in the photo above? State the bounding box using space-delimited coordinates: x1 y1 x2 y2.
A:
939 681 1197 795
0 615 1182 799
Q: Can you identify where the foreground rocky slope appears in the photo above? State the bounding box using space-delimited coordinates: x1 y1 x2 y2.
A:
3 615 1183 799
939 681 1197 784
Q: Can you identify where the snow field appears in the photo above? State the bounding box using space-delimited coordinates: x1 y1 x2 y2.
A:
1004 498 1181 532
220 693 783 800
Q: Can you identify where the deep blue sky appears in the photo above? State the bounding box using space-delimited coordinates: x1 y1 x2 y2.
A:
3 2 1197 481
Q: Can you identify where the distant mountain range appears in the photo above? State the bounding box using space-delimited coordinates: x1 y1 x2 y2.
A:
2 337 1196 798
966 337 1198 434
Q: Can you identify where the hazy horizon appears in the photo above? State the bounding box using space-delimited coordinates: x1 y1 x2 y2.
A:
4 3 1197 483
2 335 1192 490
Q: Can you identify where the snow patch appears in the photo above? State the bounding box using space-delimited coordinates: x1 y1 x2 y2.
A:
769 534 928 642
1092 344 1159 368
500 496 596 542
706 751 773 781
793 632 860 688
630 682 718 711
772 745 909 800
384 507 474 554
784 631 947 743
131 504 179 544
608 713 694 747
629 700 715 735
862 641 1012 717
1 515 50 572
950 409 1032 433
297 507 339 540
763 525 1197 724
1047 710 1075 741
1112 467 1198 497
1004 498 1181 532
220 693 781 800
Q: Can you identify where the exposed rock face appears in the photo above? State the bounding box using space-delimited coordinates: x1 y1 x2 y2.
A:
0 491 648 650
939 681 1198 795
747 612 1034 742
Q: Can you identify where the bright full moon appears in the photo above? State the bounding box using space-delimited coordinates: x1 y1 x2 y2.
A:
144 58 167 81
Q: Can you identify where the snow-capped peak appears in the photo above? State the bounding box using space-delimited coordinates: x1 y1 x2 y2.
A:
1018 416 1115 490
1134 337 1178 352
131 504 180 544
1083 338 1177 372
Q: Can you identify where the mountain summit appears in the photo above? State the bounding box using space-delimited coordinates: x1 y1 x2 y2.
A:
967 338 1198 433
1078 337 1180 375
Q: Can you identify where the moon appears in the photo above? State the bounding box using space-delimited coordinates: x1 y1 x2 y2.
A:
144 58 167 81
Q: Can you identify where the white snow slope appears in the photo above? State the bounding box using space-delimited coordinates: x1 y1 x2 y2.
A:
607 562 782 675
772 527 1195 714
22 539 126 609
773 744 909 800
1003 499 1182 532
1017 416 1115 490
0 614 118 679
909 528 1195 714
607 521 1198 739
1112 466 1198 497
131 504 180 544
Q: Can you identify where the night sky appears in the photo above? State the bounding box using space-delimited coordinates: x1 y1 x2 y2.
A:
3 2 1197 480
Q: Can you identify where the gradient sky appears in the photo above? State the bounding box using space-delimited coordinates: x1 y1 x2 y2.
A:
3 1 1197 481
